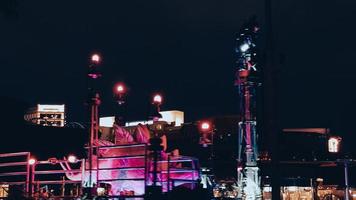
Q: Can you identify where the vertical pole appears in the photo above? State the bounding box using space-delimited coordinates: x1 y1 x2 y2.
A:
88 103 94 189
152 104 160 187
144 143 148 194
61 176 65 196
167 155 171 192
26 154 30 195
28 165 32 198
30 164 35 198
153 147 158 187
81 159 86 187
210 129 214 173
87 54 102 198
36 181 39 197
94 99 99 189
344 161 350 200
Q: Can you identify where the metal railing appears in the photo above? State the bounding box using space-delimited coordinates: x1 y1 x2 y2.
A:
145 155 200 192
167 155 200 192
96 143 148 198
0 148 201 199
0 152 31 198
30 159 84 199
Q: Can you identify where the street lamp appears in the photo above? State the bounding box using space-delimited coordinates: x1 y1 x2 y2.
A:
27 157 37 197
87 52 102 195
113 82 127 105
151 93 163 122
146 93 165 198
116 84 125 94
198 120 215 173
88 53 102 79
153 94 163 106
113 82 127 126
28 158 37 165
91 54 101 63
199 121 214 144
67 155 78 164
200 121 212 133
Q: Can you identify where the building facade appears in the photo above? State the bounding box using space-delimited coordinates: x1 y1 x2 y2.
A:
24 104 65 127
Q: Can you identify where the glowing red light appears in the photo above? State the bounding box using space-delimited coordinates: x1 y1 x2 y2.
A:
91 54 101 63
199 121 213 133
201 122 210 130
153 94 162 104
67 155 77 163
115 83 126 94
28 158 36 165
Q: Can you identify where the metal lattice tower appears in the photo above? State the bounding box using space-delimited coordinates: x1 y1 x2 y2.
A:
235 19 262 199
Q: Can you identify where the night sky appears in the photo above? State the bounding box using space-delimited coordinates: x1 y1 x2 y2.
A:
1 1 356 150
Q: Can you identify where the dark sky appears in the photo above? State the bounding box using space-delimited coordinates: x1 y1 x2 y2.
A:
1 0 356 139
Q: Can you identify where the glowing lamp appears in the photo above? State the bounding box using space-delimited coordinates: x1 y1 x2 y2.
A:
199 121 212 133
113 82 127 105
201 122 210 130
67 155 77 163
28 158 36 165
328 136 341 153
117 85 125 93
153 94 162 105
91 54 101 63
114 82 126 95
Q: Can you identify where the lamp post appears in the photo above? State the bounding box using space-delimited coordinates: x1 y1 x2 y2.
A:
87 53 102 197
146 93 164 200
152 94 163 122
199 120 215 172
151 93 163 185
28 158 36 198
113 82 127 126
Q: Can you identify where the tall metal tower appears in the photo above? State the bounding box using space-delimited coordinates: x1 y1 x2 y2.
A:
235 19 262 199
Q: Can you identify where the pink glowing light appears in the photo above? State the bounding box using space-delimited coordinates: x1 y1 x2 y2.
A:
201 122 210 130
91 54 101 63
199 121 212 133
28 158 36 165
115 83 126 94
153 94 162 104
67 155 77 163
